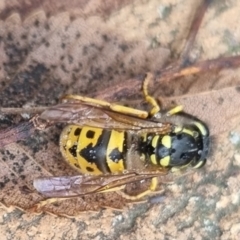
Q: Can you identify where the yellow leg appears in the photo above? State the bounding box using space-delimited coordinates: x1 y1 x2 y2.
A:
166 105 183 116
142 73 160 116
62 94 148 119
62 72 182 120
116 177 162 200
97 185 126 193
143 73 184 118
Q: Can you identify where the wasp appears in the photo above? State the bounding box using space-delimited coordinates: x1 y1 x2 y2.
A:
34 73 210 201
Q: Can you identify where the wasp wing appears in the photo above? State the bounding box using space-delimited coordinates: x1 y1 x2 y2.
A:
34 171 167 198
40 101 171 133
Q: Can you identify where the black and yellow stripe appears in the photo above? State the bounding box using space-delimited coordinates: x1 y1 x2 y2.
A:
60 125 127 175
139 119 209 169
60 116 209 175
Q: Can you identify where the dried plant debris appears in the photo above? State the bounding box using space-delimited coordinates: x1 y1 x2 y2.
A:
0 0 240 239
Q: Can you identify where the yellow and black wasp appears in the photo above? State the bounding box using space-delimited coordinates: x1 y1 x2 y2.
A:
34 73 210 200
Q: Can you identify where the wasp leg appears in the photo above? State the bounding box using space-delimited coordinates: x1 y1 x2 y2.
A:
143 73 184 118
142 73 161 117
166 105 183 116
33 197 70 209
96 185 126 193
62 94 149 119
116 177 163 200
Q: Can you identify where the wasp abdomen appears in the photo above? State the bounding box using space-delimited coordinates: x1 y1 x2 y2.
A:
60 125 127 175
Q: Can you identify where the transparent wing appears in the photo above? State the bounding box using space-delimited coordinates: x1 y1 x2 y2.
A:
34 171 167 198
40 101 172 133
